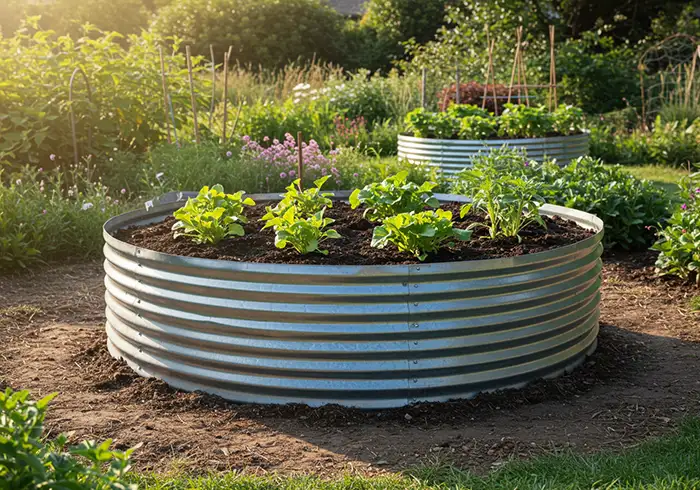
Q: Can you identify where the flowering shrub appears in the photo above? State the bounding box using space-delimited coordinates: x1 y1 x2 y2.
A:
241 133 342 191
332 115 368 149
0 161 130 271
172 185 255 245
371 209 471 261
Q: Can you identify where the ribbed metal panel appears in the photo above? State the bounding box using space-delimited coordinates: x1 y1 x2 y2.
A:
398 133 590 176
102 193 603 409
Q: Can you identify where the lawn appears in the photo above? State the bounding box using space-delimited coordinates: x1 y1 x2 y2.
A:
609 165 690 196
135 419 700 489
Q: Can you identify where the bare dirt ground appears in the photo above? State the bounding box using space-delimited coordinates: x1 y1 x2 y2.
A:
1 253 699 476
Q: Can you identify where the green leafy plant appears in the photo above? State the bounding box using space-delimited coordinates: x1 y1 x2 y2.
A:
458 115 497 139
652 210 700 284
404 108 458 139
172 184 255 245
264 207 340 255
371 209 471 261
446 104 490 119
553 104 585 135
498 104 554 138
0 387 137 489
262 175 334 225
458 164 546 241
349 171 439 221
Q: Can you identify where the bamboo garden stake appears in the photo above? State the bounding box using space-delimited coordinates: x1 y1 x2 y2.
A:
185 45 200 144
297 131 304 190
222 51 230 142
158 46 172 144
209 44 216 129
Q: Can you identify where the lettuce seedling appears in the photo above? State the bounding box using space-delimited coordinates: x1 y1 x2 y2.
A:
265 207 341 255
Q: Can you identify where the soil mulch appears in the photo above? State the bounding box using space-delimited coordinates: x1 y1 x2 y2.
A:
115 202 594 265
1 253 699 475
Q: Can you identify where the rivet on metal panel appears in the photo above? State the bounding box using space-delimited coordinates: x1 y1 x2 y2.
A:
413 341 418 345
410 323 419 329
413 302 418 306
413 284 418 288
415 266 420 271
412 378 418 383
412 360 418 364
402 282 408 287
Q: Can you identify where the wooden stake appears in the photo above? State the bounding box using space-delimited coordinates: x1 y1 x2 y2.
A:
230 100 243 142
686 46 699 106
507 27 521 104
185 46 200 144
209 44 216 129
488 39 498 115
297 131 304 190
158 46 172 144
455 61 460 105
482 25 490 110
421 68 427 108
222 51 230 142
548 25 556 110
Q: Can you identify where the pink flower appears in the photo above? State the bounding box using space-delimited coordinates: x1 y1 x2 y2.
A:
682 204 688 210
289 170 296 177
280 172 287 179
353 172 359 178
42 209 47 214
38 167 43 172
49 154 56 161
682 229 687 234
226 151 233 158
263 136 270 142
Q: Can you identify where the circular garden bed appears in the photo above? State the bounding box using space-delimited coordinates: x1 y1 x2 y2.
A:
102 191 604 408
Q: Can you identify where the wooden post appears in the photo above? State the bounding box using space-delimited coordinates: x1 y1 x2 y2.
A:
507 27 521 104
297 131 304 190
222 51 230 142
230 101 243 142
482 25 490 110
548 25 558 110
455 61 460 105
158 46 172 144
685 46 699 106
421 68 427 108
209 44 216 129
488 39 498 115
168 94 180 148
185 46 200 144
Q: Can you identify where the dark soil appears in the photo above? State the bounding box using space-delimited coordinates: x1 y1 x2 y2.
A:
115 202 593 265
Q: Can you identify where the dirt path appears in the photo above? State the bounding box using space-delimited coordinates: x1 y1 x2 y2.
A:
1 254 699 476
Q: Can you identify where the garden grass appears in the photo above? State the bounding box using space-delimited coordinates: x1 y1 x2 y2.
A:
608 165 689 196
134 418 700 489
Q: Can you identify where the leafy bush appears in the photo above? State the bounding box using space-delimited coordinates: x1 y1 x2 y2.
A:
264 208 340 255
371 209 471 261
0 27 204 168
652 172 700 283
452 149 670 249
152 0 346 69
349 171 438 221
362 0 452 47
172 185 255 245
403 104 585 140
458 164 546 241
0 388 137 489
0 162 130 272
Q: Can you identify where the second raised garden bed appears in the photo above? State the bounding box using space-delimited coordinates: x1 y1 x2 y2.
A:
103 190 604 409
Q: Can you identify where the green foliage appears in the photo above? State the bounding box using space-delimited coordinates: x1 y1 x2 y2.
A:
266 208 340 255
458 116 497 139
371 209 471 261
172 185 254 245
152 0 346 69
349 171 439 222
262 176 334 224
555 29 639 114
403 104 585 140
0 162 129 272
590 117 700 168
0 388 137 489
0 26 204 168
451 149 670 249
652 209 700 284
498 104 554 138
458 164 546 241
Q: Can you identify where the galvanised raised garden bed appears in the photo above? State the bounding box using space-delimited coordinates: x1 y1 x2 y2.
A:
398 132 590 176
103 192 603 409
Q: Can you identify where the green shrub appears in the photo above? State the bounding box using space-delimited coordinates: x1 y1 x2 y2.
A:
452 149 670 250
0 26 203 168
371 209 471 261
0 388 137 489
0 163 131 272
152 0 346 69
172 185 255 245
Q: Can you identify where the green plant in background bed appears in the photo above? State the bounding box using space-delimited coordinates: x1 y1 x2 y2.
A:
0 388 137 489
458 164 546 241
458 115 497 140
349 171 439 222
497 104 554 138
371 209 471 261
265 207 340 255
172 185 255 245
